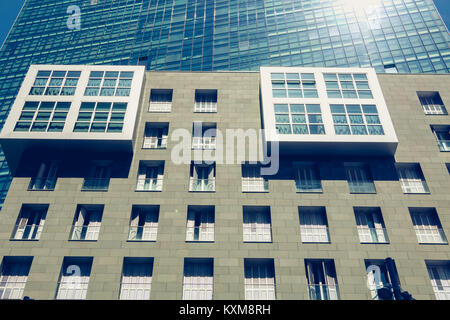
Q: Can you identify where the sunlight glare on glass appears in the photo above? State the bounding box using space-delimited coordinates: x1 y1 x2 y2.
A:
340 0 383 16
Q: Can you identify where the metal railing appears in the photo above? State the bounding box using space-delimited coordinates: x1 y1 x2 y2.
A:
28 177 57 191
416 228 448 244
81 178 110 191
70 225 101 241
12 224 42 240
128 226 158 241
192 137 216 149
438 140 450 152
400 180 430 194
295 180 322 193
194 101 217 113
135 178 163 191
186 226 215 242
308 284 340 300
423 104 447 115
189 178 215 192
242 179 269 192
348 181 376 193
0 282 27 300
148 101 171 112
300 226 330 243
432 285 450 300
357 227 389 243
142 137 167 149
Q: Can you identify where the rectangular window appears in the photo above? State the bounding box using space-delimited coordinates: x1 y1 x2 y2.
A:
244 259 276 300
14 101 70 132
324 73 372 99
345 163 376 193
74 102 126 133
194 89 217 112
183 258 214 300
396 163 429 194
431 125 450 152
128 206 159 242
12 204 48 241
0 257 33 300
294 162 322 192
143 123 168 149
189 162 215 192
28 161 58 191
82 164 111 191
409 208 447 244
149 89 172 112
136 161 164 191
274 103 325 135
331 104 384 135
426 261 450 300
120 258 153 300
70 205 103 241
299 206 330 243
418 92 447 115
56 257 92 300
186 206 214 242
354 207 389 244
84 70 132 97
30 70 80 96
243 206 272 243
305 259 339 300
364 259 395 300
192 122 216 149
241 164 268 192
271 72 318 99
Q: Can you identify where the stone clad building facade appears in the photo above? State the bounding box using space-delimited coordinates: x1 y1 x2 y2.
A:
0 64 449 300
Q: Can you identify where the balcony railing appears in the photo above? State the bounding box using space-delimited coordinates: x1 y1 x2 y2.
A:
243 226 272 242
415 228 448 244
148 101 171 112
81 179 110 191
28 177 57 191
400 180 430 194
12 224 42 241
432 285 450 300
128 226 158 241
295 180 322 193
242 179 269 192
0 282 27 300
142 137 167 149
189 178 215 192
308 284 340 300
423 104 447 115
194 101 217 113
186 226 215 242
348 181 376 194
70 225 101 241
438 140 450 152
357 227 389 244
300 226 330 243
136 178 163 191
192 137 216 149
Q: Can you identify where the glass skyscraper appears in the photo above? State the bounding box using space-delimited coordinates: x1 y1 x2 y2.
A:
0 0 448 207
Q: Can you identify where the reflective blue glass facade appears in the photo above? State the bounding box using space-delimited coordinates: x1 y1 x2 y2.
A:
0 0 449 208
